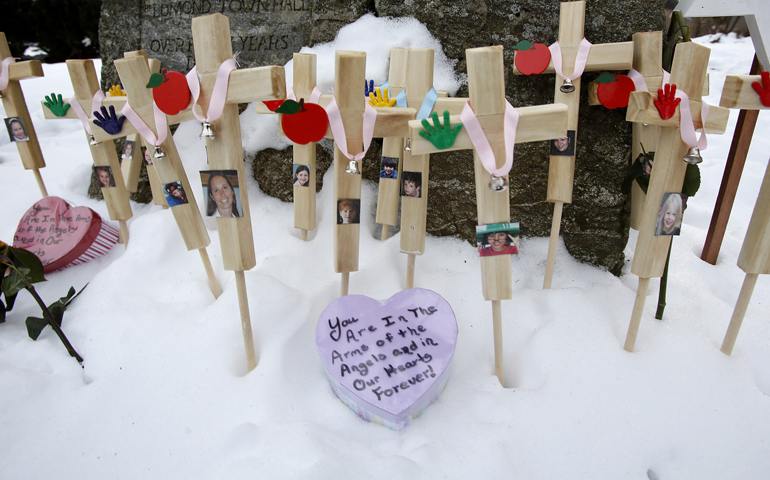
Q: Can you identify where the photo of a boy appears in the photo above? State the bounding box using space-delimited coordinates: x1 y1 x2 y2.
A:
476 223 520 257
380 156 398 179
402 171 422 198
164 182 189 207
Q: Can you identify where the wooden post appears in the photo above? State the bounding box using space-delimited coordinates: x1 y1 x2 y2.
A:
1 32 48 197
512 0 633 288
376 48 408 241
409 46 568 387
702 56 763 264
714 70 770 354
112 55 221 299
291 53 318 240
623 42 729 352
65 60 133 245
190 13 285 371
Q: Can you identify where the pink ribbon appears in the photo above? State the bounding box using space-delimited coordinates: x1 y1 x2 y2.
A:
0 57 15 91
121 101 168 147
325 96 377 161
675 89 709 150
287 86 322 103
627 68 671 92
186 58 236 123
459 100 520 178
549 39 592 81
69 90 106 135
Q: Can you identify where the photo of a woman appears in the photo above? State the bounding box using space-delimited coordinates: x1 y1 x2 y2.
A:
337 199 360 225
655 193 683 236
293 165 310 187
201 170 242 218
476 223 520 257
94 166 116 188
6 117 29 142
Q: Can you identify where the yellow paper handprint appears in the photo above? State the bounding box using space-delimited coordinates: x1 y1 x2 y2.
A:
367 87 396 107
108 84 126 97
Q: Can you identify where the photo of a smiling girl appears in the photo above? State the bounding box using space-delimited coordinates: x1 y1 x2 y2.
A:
200 170 243 218
476 223 520 257
293 164 310 187
655 193 685 236
337 199 360 225
5 117 29 142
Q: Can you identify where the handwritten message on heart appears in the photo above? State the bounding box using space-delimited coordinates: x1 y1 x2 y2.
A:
316 289 457 430
12 197 118 273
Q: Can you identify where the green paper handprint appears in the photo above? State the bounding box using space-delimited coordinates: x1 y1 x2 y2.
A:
43 93 70 117
419 110 462 150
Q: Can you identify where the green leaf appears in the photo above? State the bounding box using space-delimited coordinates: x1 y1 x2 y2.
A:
0 298 5 324
4 291 17 312
513 40 533 51
2 269 28 298
146 72 165 89
275 100 301 115
9 247 45 284
25 316 48 340
594 72 615 84
682 163 701 197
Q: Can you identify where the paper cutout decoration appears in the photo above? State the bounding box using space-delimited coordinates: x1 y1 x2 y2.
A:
594 72 635 109
364 79 375 98
418 110 462 149
315 288 458 430
368 87 396 107
654 84 681 120
12 196 119 273
147 68 191 116
108 84 126 97
43 93 70 117
93 105 126 135
265 98 329 145
752 71 770 107
512 40 551 75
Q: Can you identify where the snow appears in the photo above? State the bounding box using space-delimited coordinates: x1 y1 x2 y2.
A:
1 18 769 479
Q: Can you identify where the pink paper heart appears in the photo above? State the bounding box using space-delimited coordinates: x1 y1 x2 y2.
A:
12 197 119 273
316 288 458 430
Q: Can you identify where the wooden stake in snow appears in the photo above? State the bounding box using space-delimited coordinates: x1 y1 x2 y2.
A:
512 0 633 289
623 42 729 352
1 32 48 197
716 69 770 355
409 46 568 387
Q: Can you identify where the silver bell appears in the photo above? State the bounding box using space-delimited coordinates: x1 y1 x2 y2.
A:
404 137 412 152
88 135 100 146
0 91 3 99
682 147 703 164
489 175 508 192
345 159 361 175
199 122 215 138
560 77 575 93
153 146 166 159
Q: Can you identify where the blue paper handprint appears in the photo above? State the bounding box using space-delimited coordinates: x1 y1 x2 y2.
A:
93 105 126 135
364 79 375 98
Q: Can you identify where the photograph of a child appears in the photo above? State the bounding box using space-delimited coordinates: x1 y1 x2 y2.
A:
337 199 360 225
655 192 687 236
293 164 310 187
550 130 576 157
163 182 189 207
141 146 152 165
476 223 520 257
94 166 116 188
380 156 398 179
122 140 135 160
402 171 422 198
5 117 29 142
200 170 243 218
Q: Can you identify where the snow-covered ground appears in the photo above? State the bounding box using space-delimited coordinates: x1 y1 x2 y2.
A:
1 17 769 479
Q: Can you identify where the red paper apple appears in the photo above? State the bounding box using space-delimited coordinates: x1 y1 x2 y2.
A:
271 98 329 145
513 40 551 76
146 68 191 116
594 72 635 109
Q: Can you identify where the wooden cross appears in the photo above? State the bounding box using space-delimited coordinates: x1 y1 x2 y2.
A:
623 42 729 352
1 32 48 197
409 46 568 387
396 48 468 289
512 0 633 289
715 69 770 355
701 56 764 265
191 13 285 371
328 50 416 297
104 54 222 302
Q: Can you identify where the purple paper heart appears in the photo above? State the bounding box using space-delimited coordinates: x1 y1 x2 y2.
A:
316 288 458 430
